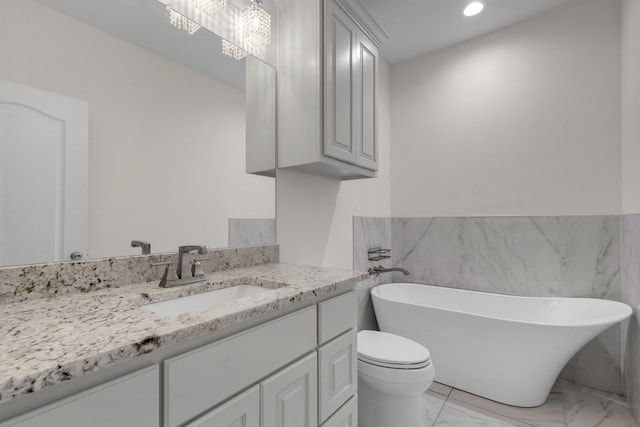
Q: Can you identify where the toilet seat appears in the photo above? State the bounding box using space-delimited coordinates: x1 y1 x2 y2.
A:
357 330 431 370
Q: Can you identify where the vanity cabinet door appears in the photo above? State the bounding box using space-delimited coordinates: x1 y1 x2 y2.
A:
262 353 318 427
1 366 159 427
186 385 259 427
318 331 357 423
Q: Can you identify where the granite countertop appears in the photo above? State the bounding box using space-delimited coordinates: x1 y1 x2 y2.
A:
0 263 367 404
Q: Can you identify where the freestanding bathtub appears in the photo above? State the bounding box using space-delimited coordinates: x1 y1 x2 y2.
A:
371 283 632 407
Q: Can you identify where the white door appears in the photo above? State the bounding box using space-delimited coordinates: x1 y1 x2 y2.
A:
0 80 88 265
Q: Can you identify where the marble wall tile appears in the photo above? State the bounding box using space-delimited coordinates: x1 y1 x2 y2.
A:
353 216 392 331
228 218 276 247
0 245 279 304
622 214 640 425
391 216 620 299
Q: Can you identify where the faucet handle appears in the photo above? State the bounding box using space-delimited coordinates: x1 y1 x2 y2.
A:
191 260 205 277
159 264 179 288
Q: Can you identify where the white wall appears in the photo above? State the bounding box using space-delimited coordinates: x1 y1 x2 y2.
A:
390 0 622 217
622 0 640 214
276 61 391 269
0 0 275 258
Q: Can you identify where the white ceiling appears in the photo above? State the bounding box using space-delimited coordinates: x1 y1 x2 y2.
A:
360 0 574 64
34 0 574 89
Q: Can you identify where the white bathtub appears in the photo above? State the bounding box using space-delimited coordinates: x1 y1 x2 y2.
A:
371 283 632 407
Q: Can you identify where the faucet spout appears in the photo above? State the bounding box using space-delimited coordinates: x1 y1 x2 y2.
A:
131 240 151 255
368 266 410 276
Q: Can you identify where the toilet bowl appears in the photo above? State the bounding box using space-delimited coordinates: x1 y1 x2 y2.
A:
357 330 435 427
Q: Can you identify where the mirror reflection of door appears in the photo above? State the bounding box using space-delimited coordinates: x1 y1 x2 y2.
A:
0 80 88 265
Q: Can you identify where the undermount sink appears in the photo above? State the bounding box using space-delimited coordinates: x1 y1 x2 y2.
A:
140 284 274 317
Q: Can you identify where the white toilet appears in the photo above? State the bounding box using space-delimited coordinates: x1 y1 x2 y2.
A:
357 330 435 427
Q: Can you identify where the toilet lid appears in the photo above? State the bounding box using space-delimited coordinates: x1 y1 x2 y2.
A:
357 330 431 369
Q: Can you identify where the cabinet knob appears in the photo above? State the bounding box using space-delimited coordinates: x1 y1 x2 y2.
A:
70 251 83 261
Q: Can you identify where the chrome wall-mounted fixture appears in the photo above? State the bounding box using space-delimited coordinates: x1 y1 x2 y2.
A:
368 247 391 261
368 266 410 276
131 240 151 255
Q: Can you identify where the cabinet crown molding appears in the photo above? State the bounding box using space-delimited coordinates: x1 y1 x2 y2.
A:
334 0 390 47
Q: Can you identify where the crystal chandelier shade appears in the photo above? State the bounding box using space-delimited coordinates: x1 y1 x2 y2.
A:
241 0 271 50
168 0 225 35
222 39 248 60
195 0 225 15
168 8 201 34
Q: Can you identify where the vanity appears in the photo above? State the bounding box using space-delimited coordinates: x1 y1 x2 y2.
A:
0 252 366 427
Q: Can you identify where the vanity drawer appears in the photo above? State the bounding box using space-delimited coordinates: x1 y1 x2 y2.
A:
186 385 260 427
318 330 357 423
322 395 357 427
1 366 159 427
318 292 356 344
164 306 317 427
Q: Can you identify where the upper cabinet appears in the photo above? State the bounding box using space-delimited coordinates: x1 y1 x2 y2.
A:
278 0 388 180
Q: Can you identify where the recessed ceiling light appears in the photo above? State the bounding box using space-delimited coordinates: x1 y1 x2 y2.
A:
463 1 486 17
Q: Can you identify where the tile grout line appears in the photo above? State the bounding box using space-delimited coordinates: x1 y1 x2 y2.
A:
429 387 452 427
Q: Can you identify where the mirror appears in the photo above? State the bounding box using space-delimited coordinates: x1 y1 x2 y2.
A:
0 0 276 267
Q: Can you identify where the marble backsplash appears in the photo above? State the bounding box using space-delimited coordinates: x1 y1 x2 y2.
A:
228 218 276 247
0 245 279 304
354 215 625 394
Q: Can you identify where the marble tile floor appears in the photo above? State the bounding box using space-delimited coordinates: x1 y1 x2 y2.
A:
422 380 637 427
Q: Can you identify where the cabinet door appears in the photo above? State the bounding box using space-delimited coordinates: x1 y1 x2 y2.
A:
318 331 357 423
187 385 259 427
1 366 159 427
324 0 359 165
354 32 378 171
262 353 318 427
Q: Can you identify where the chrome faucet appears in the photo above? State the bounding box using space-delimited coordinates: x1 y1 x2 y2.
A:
177 245 209 280
131 240 151 255
154 245 210 288
368 266 410 276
